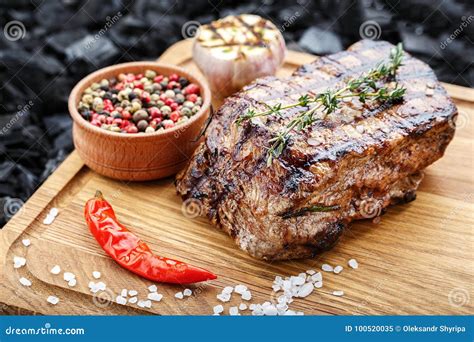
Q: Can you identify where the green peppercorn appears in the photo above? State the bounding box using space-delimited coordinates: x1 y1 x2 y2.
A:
156 100 165 107
145 70 157 79
81 94 93 104
110 126 121 133
100 79 109 87
118 91 128 101
181 107 192 117
84 87 93 94
92 97 104 112
137 120 148 131
150 93 160 102
145 126 155 133
118 73 126 81
91 83 100 91
78 103 90 111
152 83 162 92
164 90 175 98
161 105 172 115
131 100 142 112
133 109 148 122
183 101 194 108
192 105 201 114
195 98 203 106
121 100 131 107
175 94 185 104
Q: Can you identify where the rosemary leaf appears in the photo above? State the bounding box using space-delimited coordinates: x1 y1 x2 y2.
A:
281 204 341 219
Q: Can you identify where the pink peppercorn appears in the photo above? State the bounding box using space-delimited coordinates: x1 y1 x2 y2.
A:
127 125 138 133
184 83 199 95
170 111 180 122
163 119 174 129
187 94 198 103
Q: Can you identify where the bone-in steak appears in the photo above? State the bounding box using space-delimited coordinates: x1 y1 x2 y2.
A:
175 40 457 260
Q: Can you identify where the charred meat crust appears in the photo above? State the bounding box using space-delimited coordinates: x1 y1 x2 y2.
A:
175 40 457 260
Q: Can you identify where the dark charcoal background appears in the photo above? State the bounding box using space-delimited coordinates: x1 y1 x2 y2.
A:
0 0 473 226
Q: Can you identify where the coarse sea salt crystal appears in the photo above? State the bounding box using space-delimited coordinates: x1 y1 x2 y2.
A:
50 265 61 275
234 284 248 294
22 239 31 247
128 290 138 296
175 292 184 299
333 266 343 274
128 297 138 304
116 296 127 305
229 306 240 316
311 272 322 282
19 277 32 287
138 300 152 308
121 289 128 297
183 289 192 296
213 305 224 314
217 293 231 302
13 256 26 268
47 295 59 305
68 278 77 287
148 292 163 302
43 215 55 225
306 270 316 275
333 290 344 297
322 264 333 272
263 305 278 316
348 259 358 269
92 271 101 279
291 275 305 286
314 281 323 288
50 207 59 217
297 282 314 298
63 272 75 282
89 281 106 293
239 303 248 310
148 285 157 292
222 286 234 294
241 290 252 301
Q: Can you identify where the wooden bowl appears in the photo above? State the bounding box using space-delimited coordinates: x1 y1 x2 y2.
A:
68 62 211 181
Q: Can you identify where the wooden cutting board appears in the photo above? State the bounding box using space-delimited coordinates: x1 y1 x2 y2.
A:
1 40 473 316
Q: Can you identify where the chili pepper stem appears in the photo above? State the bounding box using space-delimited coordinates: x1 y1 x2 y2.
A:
94 190 104 199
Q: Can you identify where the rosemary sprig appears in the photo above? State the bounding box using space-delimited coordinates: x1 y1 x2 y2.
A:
236 43 406 166
280 204 341 219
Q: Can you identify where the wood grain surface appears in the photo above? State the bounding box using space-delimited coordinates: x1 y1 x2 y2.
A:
1 39 473 316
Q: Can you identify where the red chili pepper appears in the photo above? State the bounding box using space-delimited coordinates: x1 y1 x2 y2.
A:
84 191 217 284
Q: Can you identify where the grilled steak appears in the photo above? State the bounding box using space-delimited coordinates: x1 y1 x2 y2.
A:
175 40 457 260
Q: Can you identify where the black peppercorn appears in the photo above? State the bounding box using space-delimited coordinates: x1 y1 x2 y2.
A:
179 77 189 87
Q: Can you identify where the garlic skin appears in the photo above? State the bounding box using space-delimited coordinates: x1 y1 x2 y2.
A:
193 14 286 98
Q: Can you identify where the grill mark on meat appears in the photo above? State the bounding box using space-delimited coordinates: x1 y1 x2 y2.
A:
176 40 457 260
